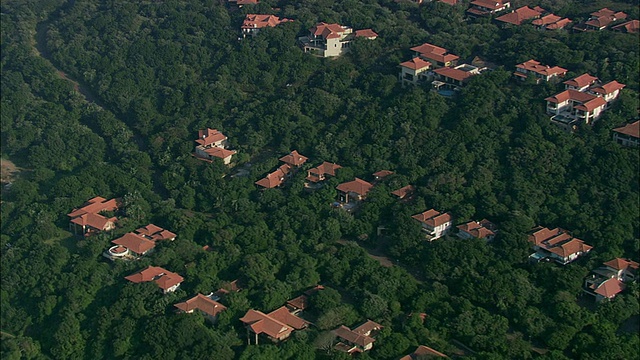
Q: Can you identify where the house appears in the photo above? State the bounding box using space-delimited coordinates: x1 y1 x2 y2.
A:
583 258 638 301
400 345 448 359
256 164 291 189
333 320 383 353
410 43 459 68
241 14 291 37
412 209 453 241
228 0 258 7
336 178 374 205
612 121 639 147
68 196 119 236
211 279 243 301
286 285 325 314
135 224 177 241
110 232 156 257
466 0 511 17
194 128 236 165
576 8 628 31
279 150 308 168
528 227 593 265
399 57 432 86
495 6 545 26
299 23 376 58
391 185 415 200
439 0 458 5
240 307 310 344
305 161 342 185
373 170 394 181
612 19 639 33
546 75 625 131
125 266 184 294
432 64 484 90
532 14 572 30
354 29 379 40
513 59 567 83
174 293 227 323
457 219 497 241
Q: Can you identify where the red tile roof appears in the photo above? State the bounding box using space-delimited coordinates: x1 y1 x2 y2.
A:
70 212 117 230
355 29 378 38
112 232 156 255
594 278 626 298
563 74 598 88
236 0 259 4
279 150 308 167
67 197 119 218
457 220 496 239
546 18 572 29
400 57 432 70
433 67 474 82
336 178 374 196
268 306 311 330
242 14 291 30
240 309 293 339
532 13 561 25
255 164 291 188
125 266 184 291
311 22 349 39
333 325 375 347
613 121 640 139
286 295 308 310
174 294 227 317
410 43 459 64
373 170 394 178
529 227 593 259
439 0 457 5
495 6 544 25
469 0 509 10
545 89 597 104
196 128 227 147
612 19 640 33
306 162 342 182
203 147 236 159
590 80 626 95
574 96 607 112
353 320 383 336
516 59 567 76
603 258 640 271
412 209 452 227
400 345 448 359
391 185 415 199
135 224 176 241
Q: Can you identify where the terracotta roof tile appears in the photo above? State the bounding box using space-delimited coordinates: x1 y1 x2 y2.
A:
242 14 291 30
333 325 375 347
603 258 640 271
279 150 308 167
355 29 378 38
563 74 598 88
516 59 567 76
469 0 509 10
267 306 310 329
391 185 415 199
433 67 474 82
112 232 156 254
590 80 626 95
594 278 625 298
400 345 448 359
410 43 459 64
196 128 227 147
125 266 184 291
495 6 544 25
612 19 640 33
336 178 374 196
240 309 293 339
174 294 227 317
613 121 639 138
400 57 432 70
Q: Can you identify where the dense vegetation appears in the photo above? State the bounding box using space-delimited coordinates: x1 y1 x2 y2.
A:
1 0 638 358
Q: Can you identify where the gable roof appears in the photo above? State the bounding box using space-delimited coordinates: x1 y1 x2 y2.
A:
286 295 308 310
70 212 117 230
125 266 184 291
433 67 475 82
373 170 394 179
532 13 561 25
135 224 176 241
603 258 640 272
400 57 432 70
400 345 448 359
203 147 236 159
240 309 293 339
612 19 640 33
546 18 572 29
279 150 308 167
353 320 383 336
174 294 227 317
267 306 311 330
410 43 459 64
613 121 640 139
355 29 378 38
573 96 607 112
469 0 509 10
242 14 291 30
563 74 598 88
529 227 593 259
336 178 374 196
68 197 119 218
307 161 342 182
256 164 291 188
412 209 452 227
516 59 567 76
594 278 626 298
311 22 349 39
333 325 375 347
544 89 597 104
457 220 496 239
590 80 626 95
495 6 544 25
196 128 227 146
112 232 156 254
391 185 415 199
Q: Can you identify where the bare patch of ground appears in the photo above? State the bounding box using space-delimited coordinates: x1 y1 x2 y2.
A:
1 158 22 185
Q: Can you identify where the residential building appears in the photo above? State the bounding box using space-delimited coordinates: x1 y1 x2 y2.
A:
372 170 394 181
466 0 511 17
256 150 308 189
105 224 176 260
575 8 627 31
612 19 639 33
583 258 638 301
612 121 639 147
400 345 448 359
336 178 374 205
354 29 379 40
546 75 624 131
194 128 236 165
135 224 177 241
432 64 484 89
399 57 432 86
532 14 572 30
457 219 497 241
528 227 593 265
299 23 376 58
333 320 383 353
68 196 119 236
495 6 545 26
410 43 459 68
240 307 310 344
305 161 342 185
391 185 415 200
228 0 258 7
412 209 453 241
513 59 567 83
125 266 184 294
241 14 291 37
279 150 308 168
174 294 227 323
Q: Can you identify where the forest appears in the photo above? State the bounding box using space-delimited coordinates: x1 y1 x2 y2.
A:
1 0 639 358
